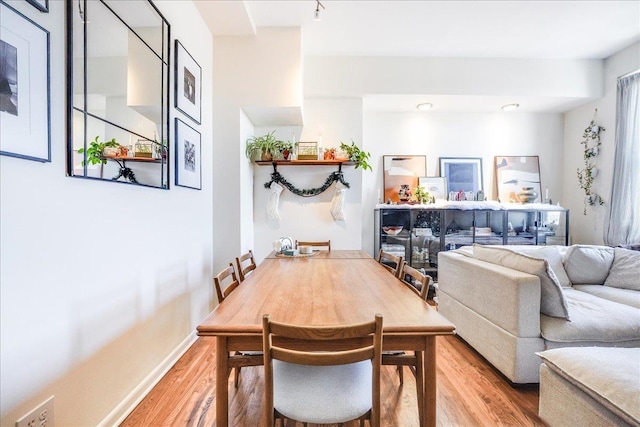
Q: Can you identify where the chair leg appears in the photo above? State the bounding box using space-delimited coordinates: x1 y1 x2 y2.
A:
397 365 404 385
234 367 241 388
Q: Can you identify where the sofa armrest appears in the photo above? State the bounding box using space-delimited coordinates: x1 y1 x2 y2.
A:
438 251 541 338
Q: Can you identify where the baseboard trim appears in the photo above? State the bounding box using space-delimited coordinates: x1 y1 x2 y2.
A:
98 331 198 426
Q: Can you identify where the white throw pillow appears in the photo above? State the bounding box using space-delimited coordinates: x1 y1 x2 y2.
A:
514 246 572 288
563 245 614 285
604 248 640 291
473 244 570 320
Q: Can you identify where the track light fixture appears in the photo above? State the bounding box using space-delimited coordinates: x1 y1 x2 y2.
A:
314 0 325 21
501 103 519 111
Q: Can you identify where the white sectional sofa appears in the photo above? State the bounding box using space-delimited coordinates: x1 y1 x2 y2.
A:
437 244 640 384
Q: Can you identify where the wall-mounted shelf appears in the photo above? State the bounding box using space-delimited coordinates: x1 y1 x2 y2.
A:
255 160 355 166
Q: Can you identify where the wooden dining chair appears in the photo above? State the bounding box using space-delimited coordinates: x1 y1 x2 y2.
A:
295 240 331 251
213 263 262 387
262 314 383 427
381 262 430 423
377 248 404 278
235 249 257 282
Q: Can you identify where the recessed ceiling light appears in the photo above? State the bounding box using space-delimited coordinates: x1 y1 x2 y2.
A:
416 103 433 111
501 103 520 111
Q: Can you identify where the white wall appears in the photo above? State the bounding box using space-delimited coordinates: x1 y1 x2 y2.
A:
0 1 214 426
563 41 640 244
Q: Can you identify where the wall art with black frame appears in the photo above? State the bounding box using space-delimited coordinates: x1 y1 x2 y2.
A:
439 157 483 194
26 0 48 13
174 40 201 125
175 118 201 190
0 0 50 162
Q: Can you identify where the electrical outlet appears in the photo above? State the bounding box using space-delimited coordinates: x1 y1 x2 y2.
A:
16 396 54 427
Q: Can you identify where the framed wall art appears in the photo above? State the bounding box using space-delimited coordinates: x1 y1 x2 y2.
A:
383 155 426 203
175 118 201 190
495 155 541 203
418 176 447 200
439 157 483 194
26 0 48 13
174 40 201 124
0 0 50 162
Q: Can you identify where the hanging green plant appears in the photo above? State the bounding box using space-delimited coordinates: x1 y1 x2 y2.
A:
77 135 119 166
339 140 372 171
577 112 605 215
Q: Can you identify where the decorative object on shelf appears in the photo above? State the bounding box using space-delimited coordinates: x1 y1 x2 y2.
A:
246 130 280 161
267 182 284 221
330 182 347 221
577 110 605 215
175 118 201 190
418 177 447 200
297 141 318 160
26 0 48 13
263 163 350 197
398 184 412 202
339 141 372 171
413 185 431 204
517 187 538 203
476 189 485 201
324 148 336 160
278 141 293 160
77 136 119 178
175 40 201 124
495 155 541 203
439 157 483 197
0 1 50 162
134 140 154 158
382 226 403 235
383 155 426 203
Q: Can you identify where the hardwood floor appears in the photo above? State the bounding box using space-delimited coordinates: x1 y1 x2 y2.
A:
121 335 544 426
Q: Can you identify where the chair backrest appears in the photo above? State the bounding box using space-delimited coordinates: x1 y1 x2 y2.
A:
262 314 383 427
399 263 431 302
377 249 404 278
235 250 257 282
213 263 240 303
295 240 331 250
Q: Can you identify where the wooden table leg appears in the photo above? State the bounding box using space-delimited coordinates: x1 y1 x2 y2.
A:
416 350 424 427
424 336 436 427
216 336 230 427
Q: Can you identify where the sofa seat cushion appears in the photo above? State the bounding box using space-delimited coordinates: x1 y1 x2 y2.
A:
563 245 614 285
604 247 640 291
537 347 640 426
541 289 640 344
574 285 640 309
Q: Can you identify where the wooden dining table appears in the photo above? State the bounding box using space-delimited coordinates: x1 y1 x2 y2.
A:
197 250 456 427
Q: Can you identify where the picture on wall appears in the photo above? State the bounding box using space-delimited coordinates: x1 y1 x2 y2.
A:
26 0 48 13
175 118 201 190
439 157 483 194
0 1 50 162
174 40 201 124
495 155 541 203
383 155 426 203
418 177 447 200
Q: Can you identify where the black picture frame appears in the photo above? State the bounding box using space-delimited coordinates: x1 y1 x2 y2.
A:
0 0 51 162
175 118 201 190
26 0 48 13
174 40 201 125
439 157 484 194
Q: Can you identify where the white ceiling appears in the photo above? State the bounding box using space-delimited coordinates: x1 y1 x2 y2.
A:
196 0 640 113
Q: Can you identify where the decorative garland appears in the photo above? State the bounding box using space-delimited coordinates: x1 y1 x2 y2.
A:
264 167 350 197
577 109 605 215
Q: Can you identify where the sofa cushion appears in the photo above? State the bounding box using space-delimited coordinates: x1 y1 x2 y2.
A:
511 246 571 288
604 247 640 291
541 289 640 344
574 284 640 309
473 244 570 319
537 347 640 426
563 245 613 285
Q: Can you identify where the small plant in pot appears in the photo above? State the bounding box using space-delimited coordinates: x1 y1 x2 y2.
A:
78 135 120 166
245 130 279 161
339 140 372 171
278 140 293 161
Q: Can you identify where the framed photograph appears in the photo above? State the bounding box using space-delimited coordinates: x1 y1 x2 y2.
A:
0 0 50 162
175 118 201 190
418 176 447 200
174 40 201 124
26 0 48 13
495 155 541 203
383 155 426 203
439 157 483 194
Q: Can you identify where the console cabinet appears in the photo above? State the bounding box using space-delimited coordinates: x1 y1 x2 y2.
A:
374 204 569 274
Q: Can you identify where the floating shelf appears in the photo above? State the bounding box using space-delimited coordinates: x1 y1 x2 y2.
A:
254 160 355 166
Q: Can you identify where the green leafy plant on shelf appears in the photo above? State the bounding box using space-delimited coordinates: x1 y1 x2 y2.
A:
339 140 372 171
245 130 281 161
78 136 119 166
414 186 432 204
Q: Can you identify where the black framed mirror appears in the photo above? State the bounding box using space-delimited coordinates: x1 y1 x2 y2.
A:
66 0 170 189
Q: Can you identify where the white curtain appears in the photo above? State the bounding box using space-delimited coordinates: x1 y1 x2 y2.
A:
604 71 640 245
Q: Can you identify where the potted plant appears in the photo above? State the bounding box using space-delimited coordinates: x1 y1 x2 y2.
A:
278 140 293 160
245 130 279 161
77 135 120 178
339 140 372 171
414 186 431 204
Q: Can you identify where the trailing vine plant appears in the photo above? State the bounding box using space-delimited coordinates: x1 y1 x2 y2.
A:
576 110 605 215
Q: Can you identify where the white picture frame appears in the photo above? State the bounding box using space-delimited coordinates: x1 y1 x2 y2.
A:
418 176 447 200
175 118 201 190
0 1 50 162
174 40 201 125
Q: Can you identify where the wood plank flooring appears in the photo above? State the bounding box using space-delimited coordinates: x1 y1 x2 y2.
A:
121 335 544 426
